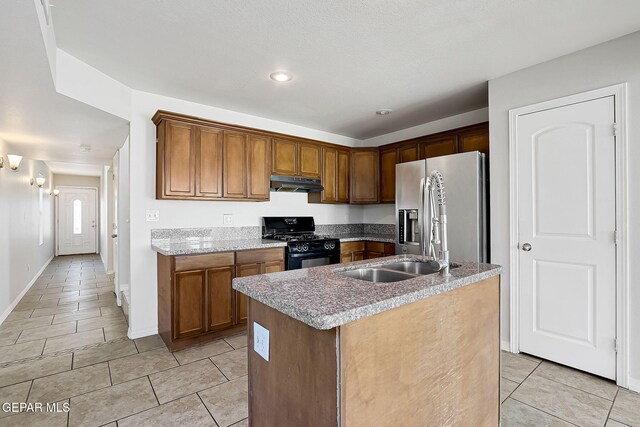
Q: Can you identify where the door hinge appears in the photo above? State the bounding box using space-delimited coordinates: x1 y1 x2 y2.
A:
614 339 618 353
614 230 619 245
613 123 618 137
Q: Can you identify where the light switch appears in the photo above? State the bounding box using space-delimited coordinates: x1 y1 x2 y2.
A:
223 214 233 226
146 210 159 222
253 322 270 362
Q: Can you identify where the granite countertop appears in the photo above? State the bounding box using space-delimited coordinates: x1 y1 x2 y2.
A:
151 238 287 256
232 256 502 330
151 234 396 256
331 233 395 243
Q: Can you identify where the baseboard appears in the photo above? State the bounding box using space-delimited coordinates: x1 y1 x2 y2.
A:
627 376 640 393
106 270 114 275
501 339 511 352
0 255 54 325
128 326 158 340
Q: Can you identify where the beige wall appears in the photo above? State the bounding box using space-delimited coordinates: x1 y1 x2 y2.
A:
53 174 100 189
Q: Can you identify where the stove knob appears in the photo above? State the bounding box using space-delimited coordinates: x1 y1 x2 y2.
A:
302 243 309 252
330 242 335 250
295 243 303 252
324 242 335 250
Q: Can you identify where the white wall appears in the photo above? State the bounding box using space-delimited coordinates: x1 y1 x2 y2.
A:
117 137 131 297
0 138 54 323
489 31 640 386
99 165 111 271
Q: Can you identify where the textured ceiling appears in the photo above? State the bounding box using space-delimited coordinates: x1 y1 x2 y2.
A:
0 1 129 166
51 0 640 139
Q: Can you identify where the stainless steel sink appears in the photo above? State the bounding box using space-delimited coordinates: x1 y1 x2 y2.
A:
338 268 416 283
383 260 443 275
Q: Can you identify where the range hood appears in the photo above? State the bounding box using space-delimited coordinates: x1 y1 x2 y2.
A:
270 175 323 192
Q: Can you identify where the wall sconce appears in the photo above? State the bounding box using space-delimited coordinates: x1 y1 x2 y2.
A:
7 155 23 171
51 189 60 196
36 175 46 188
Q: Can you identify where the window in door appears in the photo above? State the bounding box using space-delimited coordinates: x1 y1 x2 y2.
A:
73 199 82 234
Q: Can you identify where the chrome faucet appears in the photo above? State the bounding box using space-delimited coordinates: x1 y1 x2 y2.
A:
424 170 451 277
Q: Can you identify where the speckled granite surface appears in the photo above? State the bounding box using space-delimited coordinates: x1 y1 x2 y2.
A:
232 256 502 329
151 238 287 256
151 224 397 255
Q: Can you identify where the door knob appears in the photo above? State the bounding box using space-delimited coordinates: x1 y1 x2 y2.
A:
522 243 532 251
111 234 118 238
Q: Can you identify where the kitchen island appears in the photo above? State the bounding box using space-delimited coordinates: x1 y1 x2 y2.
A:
233 256 502 427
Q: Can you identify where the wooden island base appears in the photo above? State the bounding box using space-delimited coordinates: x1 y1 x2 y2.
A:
247 276 500 427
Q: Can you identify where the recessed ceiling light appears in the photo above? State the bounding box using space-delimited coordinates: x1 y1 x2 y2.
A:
270 71 293 82
79 144 91 153
376 109 393 116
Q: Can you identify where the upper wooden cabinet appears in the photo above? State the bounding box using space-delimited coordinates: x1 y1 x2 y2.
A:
272 138 322 179
154 112 270 201
379 142 419 203
272 138 298 176
350 149 379 204
195 126 223 198
379 148 397 203
309 147 350 204
458 125 489 155
223 131 248 199
420 134 458 159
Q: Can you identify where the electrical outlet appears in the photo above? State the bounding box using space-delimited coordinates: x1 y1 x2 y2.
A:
253 322 270 362
146 210 160 222
223 214 233 226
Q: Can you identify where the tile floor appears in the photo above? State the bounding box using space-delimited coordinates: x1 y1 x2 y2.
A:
0 255 638 426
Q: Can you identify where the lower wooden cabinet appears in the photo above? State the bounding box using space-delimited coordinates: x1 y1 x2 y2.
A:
340 241 395 262
157 247 284 351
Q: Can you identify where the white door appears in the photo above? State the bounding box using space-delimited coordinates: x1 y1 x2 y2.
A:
58 188 98 255
517 96 616 379
112 150 119 293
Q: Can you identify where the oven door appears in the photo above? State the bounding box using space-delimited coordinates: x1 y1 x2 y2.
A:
286 250 340 270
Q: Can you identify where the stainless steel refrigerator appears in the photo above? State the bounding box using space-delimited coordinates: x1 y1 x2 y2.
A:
395 151 488 263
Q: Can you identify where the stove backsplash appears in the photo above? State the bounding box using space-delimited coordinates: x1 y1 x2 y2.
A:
151 223 395 243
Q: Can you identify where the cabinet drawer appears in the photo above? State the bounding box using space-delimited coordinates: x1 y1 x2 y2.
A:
341 241 365 253
366 241 385 253
384 243 396 255
236 247 284 264
175 252 235 271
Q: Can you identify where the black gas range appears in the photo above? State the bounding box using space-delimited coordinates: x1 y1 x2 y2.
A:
262 217 340 270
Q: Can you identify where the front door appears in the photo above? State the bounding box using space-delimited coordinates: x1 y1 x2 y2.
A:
58 187 98 255
517 96 616 379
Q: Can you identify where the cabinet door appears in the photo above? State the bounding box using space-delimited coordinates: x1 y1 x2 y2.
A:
380 148 397 203
299 142 321 178
164 121 196 197
262 260 284 274
321 147 337 203
173 270 205 339
337 150 350 203
398 144 419 163
350 149 380 204
223 131 248 198
420 134 458 159
353 251 365 261
272 138 298 176
195 126 223 198
458 125 489 155
206 266 235 332
366 252 384 259
247 135 271 200
235 263 261 325
341 253 353 263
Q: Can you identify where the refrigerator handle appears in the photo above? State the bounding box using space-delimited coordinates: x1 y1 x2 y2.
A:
418 177 426 256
